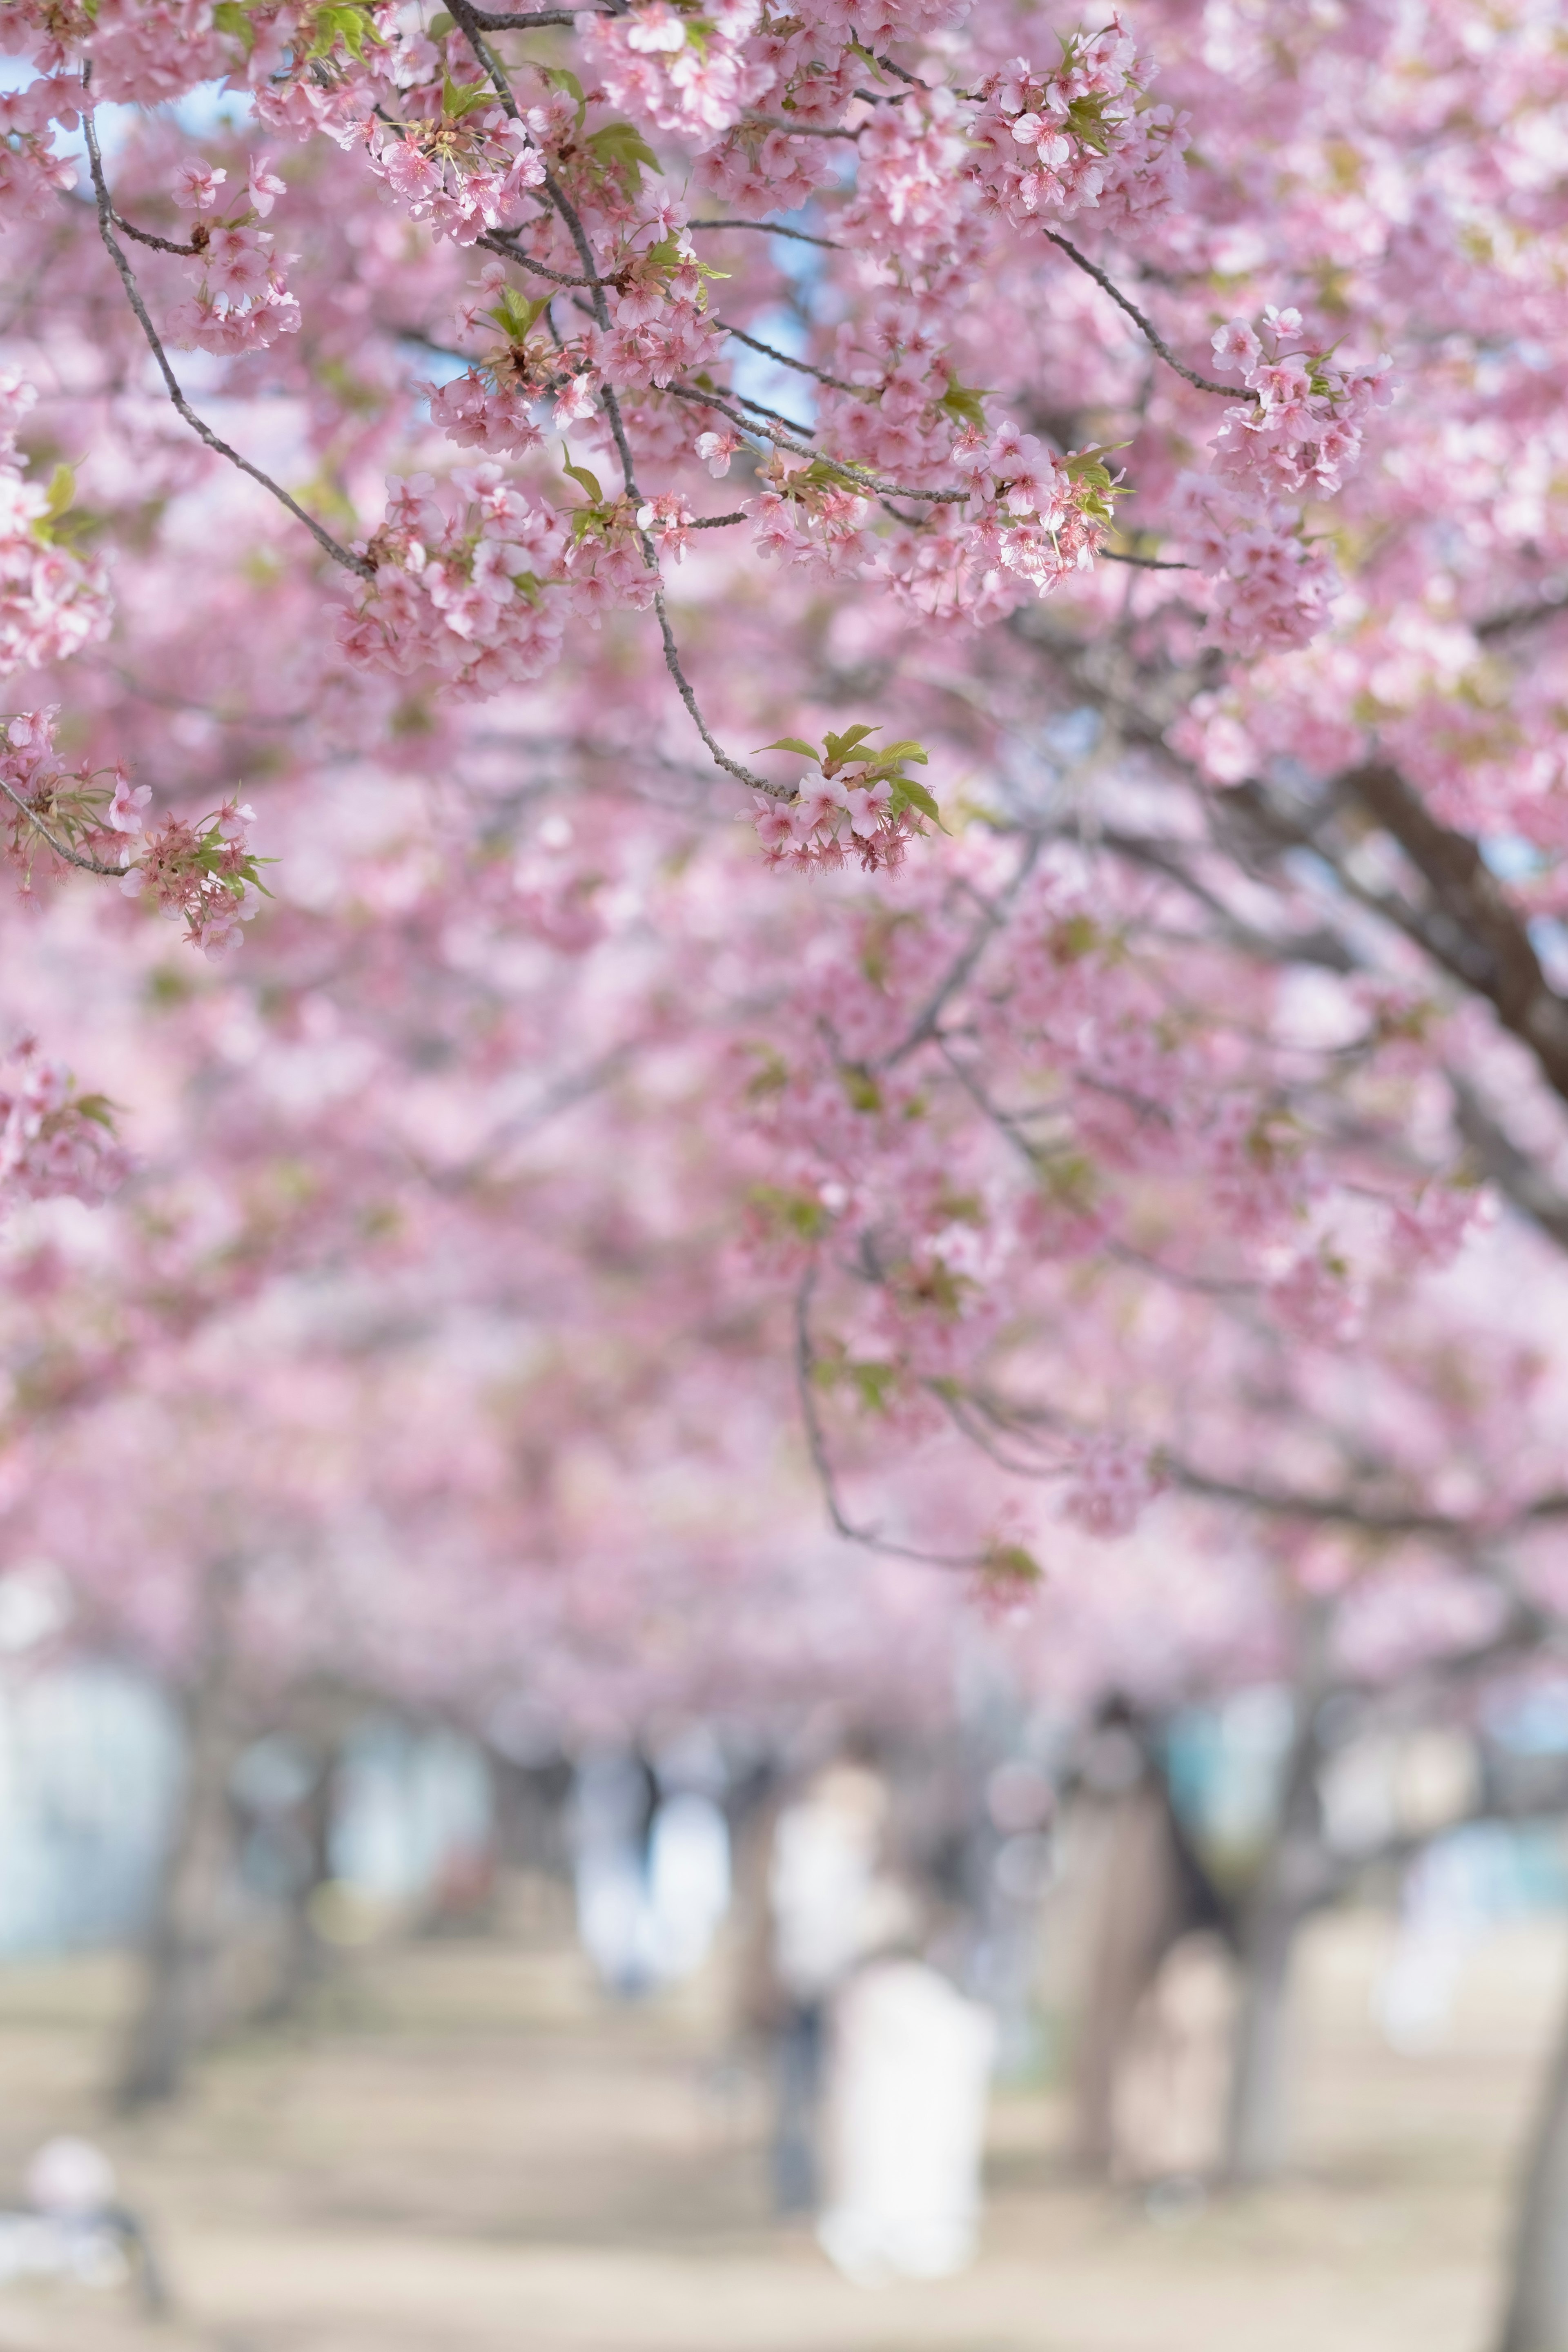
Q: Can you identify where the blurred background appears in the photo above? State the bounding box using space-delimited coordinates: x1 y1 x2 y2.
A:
1 1601 1567 2351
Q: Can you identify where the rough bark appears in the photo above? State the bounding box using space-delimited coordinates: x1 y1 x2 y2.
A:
1497 1973 1568 2352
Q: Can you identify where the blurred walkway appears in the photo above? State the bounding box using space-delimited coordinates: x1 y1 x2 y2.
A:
0 1902 1561 2352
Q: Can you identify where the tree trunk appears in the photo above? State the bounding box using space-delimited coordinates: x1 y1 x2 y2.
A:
256 1734 340 2025
115 1571 244 2110
1497 1971 1568 2352
1225 1894 1302 2182
1222 1642 1332 2185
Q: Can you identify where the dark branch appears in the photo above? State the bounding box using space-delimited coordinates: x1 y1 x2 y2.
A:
0 777 125 878
81 94 372 581
689 217 842 250
717 319 857 392
1043 232 1259 403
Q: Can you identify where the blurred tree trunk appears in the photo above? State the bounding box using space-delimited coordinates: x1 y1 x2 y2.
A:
1223 1635 1331 2184
115 1563 245 2110
1225 1883 1306 2182
1497 1981 1568 2352
257 1728 341 2024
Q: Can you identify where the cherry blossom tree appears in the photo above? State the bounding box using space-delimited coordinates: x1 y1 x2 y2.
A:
0 0 1562 2326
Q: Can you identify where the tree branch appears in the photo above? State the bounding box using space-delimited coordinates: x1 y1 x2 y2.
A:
1043 231 1259 403
793 1272 982 1568
717 318 858 392
80 94 372 581
690 218 842 250
0 777 126 878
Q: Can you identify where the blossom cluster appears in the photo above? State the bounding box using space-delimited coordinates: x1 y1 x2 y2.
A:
0 1039 129 1210
365 53 546 245
117 794 266 961
0 73 80 226
164 150 299 355
968 26 1148 226
336 464 651 699
581 0 771 149
1061 1433 1165 1537
0 377 109 678
0 707 263 958
750 726 936 873
1176 310 1392 654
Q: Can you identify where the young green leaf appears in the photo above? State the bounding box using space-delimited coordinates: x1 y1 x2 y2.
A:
891 775 940 824
563 457 605 503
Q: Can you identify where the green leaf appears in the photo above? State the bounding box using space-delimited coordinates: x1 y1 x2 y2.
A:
981 1540 1042 1587
891 774 940 824
875 739 927 765
71 1093 118 1131
442 71 495 116
562 457 604 503
487 286 550 342
822 722 879 763
759 737 818 760
427 7 454 29
849 1359 898 1413
539 64 585 105
32 462 75 541
938 376 990 430
747 1182 827 1241
585 120 661 192
306 3 384 59
212 0 256 47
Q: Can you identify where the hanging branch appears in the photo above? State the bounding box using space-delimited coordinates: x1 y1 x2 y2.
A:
793 1272 988 1570
80 86 373 580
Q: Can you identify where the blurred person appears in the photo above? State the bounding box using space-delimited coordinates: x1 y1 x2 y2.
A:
0 2137 166 2311
646 1788 731 1981
1056 1706 1232 2178
570 1748 659 1994
815 1895 997 2285
756 1748 895 2214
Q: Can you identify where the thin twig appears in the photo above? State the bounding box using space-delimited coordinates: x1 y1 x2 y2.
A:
794 1271 980 1569
80 91 372 579
870 52 931 89
1102 549 1194 570
689 217 843 250
739 114 864 138
109 211 199 258
0 777 125 878
479 228 595 287
662 382 967 502
466 4 604 21
665 379 815 438
1475 584 1568 642
653 587 781 797
718 318 858 392
879 833 1043 1067
1043 231 1258 404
